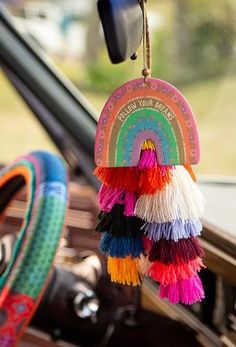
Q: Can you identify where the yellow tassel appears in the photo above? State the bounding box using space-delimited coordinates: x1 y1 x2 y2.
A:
107 256 141 286
141 140 155 150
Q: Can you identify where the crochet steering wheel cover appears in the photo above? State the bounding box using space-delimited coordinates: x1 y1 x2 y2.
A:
0 151 68 347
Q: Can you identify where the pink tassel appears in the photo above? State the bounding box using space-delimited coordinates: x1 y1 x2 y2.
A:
139 149 157 169
98 184 123 211
124 191 136 216
98 184 136 216
159 274 205 304
138 149 174 194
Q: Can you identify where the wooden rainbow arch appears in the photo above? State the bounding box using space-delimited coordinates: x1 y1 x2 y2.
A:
95 78 200 167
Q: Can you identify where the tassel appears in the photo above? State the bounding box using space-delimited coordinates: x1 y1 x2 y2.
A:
142 219 202 242
135 166 205 223
139 254 151 275
124 191 137 216
95 139 205 303
100 232 144 258
98 184 136 216
141 140 156 151
94 167 139 191
142 236 154 254
149 237 204 264
148 257 204 285
138 148 157 169
159 274 205 304
98 184 123 211
139 166 173 195
184 164 197 182
138 143 173 194
107 256 141 286
96 204 144 236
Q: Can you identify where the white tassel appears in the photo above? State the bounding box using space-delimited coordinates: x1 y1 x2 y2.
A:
135 166 205 223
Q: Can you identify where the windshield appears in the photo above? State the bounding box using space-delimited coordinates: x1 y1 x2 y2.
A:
1 0 236 177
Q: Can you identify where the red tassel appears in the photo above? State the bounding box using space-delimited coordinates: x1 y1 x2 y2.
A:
148 257 204 285
142 236 154 254
94 167 139 191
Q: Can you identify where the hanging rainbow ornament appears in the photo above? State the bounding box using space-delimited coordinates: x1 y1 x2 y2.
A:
94 0 205 304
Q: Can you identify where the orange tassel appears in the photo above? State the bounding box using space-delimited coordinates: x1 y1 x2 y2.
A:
184 165 197 182
148 257 205 285
139 166 172 194
139 254 151 276
107 256 141 286
94 167 139 191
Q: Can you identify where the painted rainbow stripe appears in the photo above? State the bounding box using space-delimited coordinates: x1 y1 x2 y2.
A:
95 78 200 167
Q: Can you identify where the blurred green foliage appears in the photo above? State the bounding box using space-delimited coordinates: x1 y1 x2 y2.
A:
183 0 236 81
84 0 236 92
84 51 141 94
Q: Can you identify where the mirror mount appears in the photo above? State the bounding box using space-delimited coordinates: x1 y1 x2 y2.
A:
97 0 143 64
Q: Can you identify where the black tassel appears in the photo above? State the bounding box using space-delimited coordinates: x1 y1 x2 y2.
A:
96 204 144 237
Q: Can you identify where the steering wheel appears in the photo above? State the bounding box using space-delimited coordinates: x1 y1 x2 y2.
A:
0 151 68 347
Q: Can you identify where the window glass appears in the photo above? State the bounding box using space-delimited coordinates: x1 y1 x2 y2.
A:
0 71 58 164
1 0 236 176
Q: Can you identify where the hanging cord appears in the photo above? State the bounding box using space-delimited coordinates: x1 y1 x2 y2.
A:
140 0 151 83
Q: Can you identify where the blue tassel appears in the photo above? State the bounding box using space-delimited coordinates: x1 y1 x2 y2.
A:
142 219 202 242
100 232 144 258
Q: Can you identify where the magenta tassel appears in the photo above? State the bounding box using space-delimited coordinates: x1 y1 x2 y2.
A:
159 274 205 305
139 149 157 169
98 184 136 216
124 191 136 216
98 184 123 211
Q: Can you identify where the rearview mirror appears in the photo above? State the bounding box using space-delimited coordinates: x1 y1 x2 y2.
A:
97 0 143 64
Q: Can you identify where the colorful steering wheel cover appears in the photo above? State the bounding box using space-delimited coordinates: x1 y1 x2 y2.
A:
0 151 68 347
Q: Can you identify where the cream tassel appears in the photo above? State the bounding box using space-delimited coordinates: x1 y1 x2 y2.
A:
135 166 205 223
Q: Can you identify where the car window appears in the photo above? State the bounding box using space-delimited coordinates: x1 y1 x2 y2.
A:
1 0 236 176
0 70 58 164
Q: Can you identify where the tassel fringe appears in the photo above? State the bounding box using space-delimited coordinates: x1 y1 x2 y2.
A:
95 139 205 304
149 237 204 264
98 184 136 216
107 256 141 286
139 254 151 275
148 257 205 285
139 166 173 194
96 205 144 236
142 140 156 150
100 233 144 258
142 236 154 254
135 166 205 223
184 164 197 182
159 274 205 304
138 149 157 169
94 167 139 191
142 219 202 242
